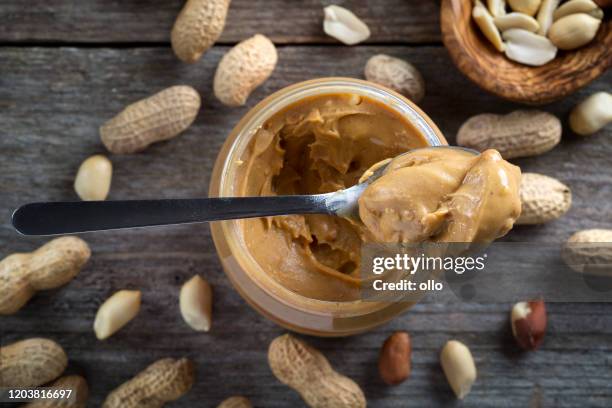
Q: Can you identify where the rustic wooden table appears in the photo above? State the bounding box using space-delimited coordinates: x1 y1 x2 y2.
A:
1 1 611 407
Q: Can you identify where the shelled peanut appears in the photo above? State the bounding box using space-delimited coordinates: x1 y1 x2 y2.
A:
440 340 477 400
94 289 142 340
74 155 112 201
180 275 213 332
378 331 412 385
569 92 612 136
472 0 604 66
323 5 371 45
511 300 547 350
268 334 366 408
102 358 195 408
0 237 90 315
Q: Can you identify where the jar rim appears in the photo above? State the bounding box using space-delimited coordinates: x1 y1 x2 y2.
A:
210 77 446 331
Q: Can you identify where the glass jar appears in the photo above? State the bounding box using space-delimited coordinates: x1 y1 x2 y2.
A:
209 77 447 336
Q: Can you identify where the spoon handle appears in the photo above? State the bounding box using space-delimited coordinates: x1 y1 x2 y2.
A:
12 195 332 236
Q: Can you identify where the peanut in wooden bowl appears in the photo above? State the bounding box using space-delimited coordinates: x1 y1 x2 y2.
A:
440 0 612 105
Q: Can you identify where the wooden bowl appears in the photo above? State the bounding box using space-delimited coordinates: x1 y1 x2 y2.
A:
440 0 612 105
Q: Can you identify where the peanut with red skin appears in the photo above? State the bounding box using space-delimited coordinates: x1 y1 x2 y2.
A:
511 300 547 350
378 331 412 385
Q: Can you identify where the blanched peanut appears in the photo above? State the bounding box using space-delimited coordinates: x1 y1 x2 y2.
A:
474 1 506 52
494 13 540 32
554 0 604 21
74 155 112 201
440 340 477 399
569 92 612 136
536 0 560 35
179 275 212 332
548 13 601 50
508 0 542 16
323 5 371 45
487 0 507 17
94 290 141 340
502 29 557 66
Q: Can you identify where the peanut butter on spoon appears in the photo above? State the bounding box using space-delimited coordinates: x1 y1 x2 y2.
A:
358 147 522 243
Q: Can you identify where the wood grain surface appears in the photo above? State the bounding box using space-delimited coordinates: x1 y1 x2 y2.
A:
0 0 440 44
1 2 612 407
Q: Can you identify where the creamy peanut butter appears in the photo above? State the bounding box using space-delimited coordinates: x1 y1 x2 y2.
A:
235 93 521 302
237 93 428 301
358 148 522 243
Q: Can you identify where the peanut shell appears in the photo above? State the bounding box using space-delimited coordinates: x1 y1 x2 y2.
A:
171 0 231 63
213 34 277 107
100 86 201 154
0 338 67 388
364 54 425 103
517 173 571 225
494 13 540 32
268 334 366 408
457 110 561 159
102 358 194 408
562 229 612 276
0 236 90 315
24 375 89 408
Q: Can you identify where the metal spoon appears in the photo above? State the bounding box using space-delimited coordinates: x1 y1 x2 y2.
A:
12 146 478 236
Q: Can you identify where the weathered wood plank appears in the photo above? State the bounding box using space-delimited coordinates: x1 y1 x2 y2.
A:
0 45 611 407
0 0 441 44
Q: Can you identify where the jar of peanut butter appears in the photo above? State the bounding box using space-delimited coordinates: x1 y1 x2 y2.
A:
209 78 447 336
